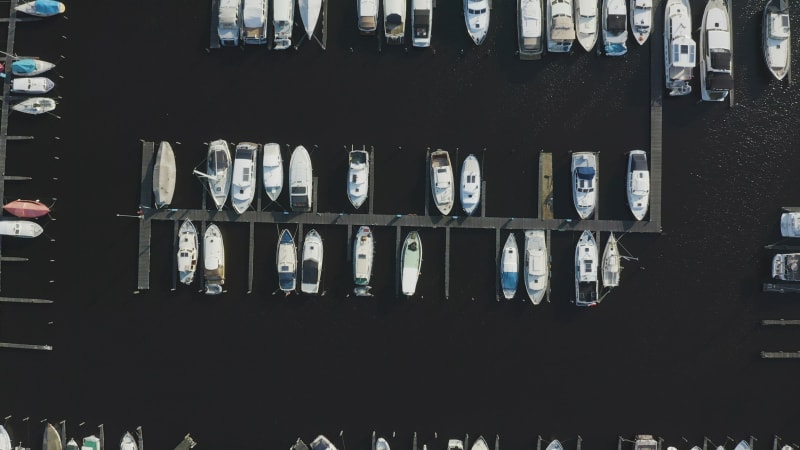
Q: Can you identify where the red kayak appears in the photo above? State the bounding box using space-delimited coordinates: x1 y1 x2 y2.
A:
3 199 50 218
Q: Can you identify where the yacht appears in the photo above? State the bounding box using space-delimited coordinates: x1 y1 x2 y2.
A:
772 253 800 281
359 0 379 35
664 0 696 96
575 230 599 306
15 0 65 16
231 142 259 214
10 77 55 94
763 0 790 80
781 211 800 237
177 219 198 285
347 146 370 209
524 230 549 305
152 140 176 209
472 438 490 450
465 0 490 45
301 229 324 294
120 433 137 450
299 0 323 38
194 139 231 211
218 0 242 46
82 435 101 450
277 229 297 294
633 436 658 450
353 226 375 296
627 150 650 220
602 0 628 55
241 0 268 44
547 0 576 52
700 0 733 102
262 143 283 202
500 233 519 300
11 59 56 77
384 0 407 44
602 232 620 287
401 231 423 296
630 0 652 44
204 224 225 295
412 0 433 47
0 220 44 238
430 149 454 215
571 151 597 219
310 436 338 450
0 425 10 450
518 0 544 59
273 0 295 49
460 154 481 215
574 0 598 51
289 145 313 212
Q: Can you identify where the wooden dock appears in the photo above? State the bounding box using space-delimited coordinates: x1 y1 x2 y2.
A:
0 297 53 304
761 351 800 359
761 319 800 326
649 0 664 227
137 142 155 290
538 152 553 219
209 0 220 49
0 342 52 351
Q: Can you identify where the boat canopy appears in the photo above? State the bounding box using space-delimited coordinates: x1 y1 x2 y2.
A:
670 37 696 67
578 0 596 15
708 29 730 51
706 71 734 90
630 153 647 171
552 16 576 39
606 14 626 32
769 13 790 39
709 50 732 70
11 59 37 74
212 149 230 171
31 0 61 15
302 260 319 283
279 269 295 289
243 0 264 27
386 13 402 25
361 0 377 15
529 250 546 275
576 166 595 179
502 271 519 289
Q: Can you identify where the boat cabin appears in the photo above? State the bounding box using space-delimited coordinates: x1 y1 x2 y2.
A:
273 0 293 49
768 12 790 40
218 0 242 46
413 8 430 40
549 0 576 51
290 186 310 210
632 0 652 32
359 0 378 34
575 167 595 193
241 0 267 44
606 13 627 35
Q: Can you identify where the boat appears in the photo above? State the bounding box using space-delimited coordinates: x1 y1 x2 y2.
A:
289 145 313 212
273 0 295 49
602 232 620 287
781 212 800 237
231 142 258 214
500 233 519 300
15 0 65 16
430 149 454 215
772 253 800 281
545 441 564 450
630 0 652 44
292 439 310 450
204 223 225 295
464 0 490 45
518 0 544 59
277 229 297 294
575 230 599 306
347 147 369 209
152 140 176 209
524 230 549 305
66 440 79 450
763 0 790 81
412 0 433 47
0 220 43 238
82 436 100 450
43 423 61 450
301 229 323 294
664 0 696 96
633 436 658 450
401 231 423 296
194 139 232 210
460 154 481 215
448 441 464 450
310 436 338 450
299 0 323 38
353 225 374 296
3 199 50 218
472 437 489 450
574 0 598 51
242 0 268 44
699 0 733 102
12 97 56 115
627 150 650 220
262 143 283 201
376 438 390 450
1 425 11 450
218 0 242 46
11 59 56 77
177 219 199 285
547 0 576 52
384 0 407 44
602 0 628 55
571 151 597 219
358 0 379 35
120 433 137 450
733 442 750 450
10 77 55 94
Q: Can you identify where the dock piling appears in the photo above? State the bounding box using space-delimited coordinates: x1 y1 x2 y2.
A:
424 150 430 216
495 228 500 301
312 177 319 213
248 221 255 294
369 146 375 214
444 227 451 299
395 226 401 298
480 180 487 217
171 220 179 291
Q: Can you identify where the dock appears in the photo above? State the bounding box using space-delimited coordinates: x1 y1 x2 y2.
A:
538 152 553 220
761 319 800 326
0 342 52 351
761 351 800 359
649 0 664 226
0 297 53 304
173 434 197 450
209 0 220 49
763 283 800 294
137 142 155 290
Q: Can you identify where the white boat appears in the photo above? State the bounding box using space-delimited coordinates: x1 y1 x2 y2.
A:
384 0 407 44
664 0 696 96
500 233 519 300
299 0 323 38
430 149 454 215
289 145 313 212
218 0 242 46
11 59 56 77
524 230 549 305
627 150 650 220
575 230 599 306
763 0 790 81
472 438 489 450
10 77 54 94
43 424 61 450
82 435 101 450
633 436 658 450
277 229 297 294
571 151 597 219
700 0 733 102
242 0 268 44
273 0 295 49
12 97 56 115
574 0 598 51
464 0 490 45
630 0 652 44
545 441 564 450
772 253 800 281
177 219 198 285
153 140 176 209
231 142 258 214
602 0 628 55
120 433 137 450
780 212 800 237
401 231 423 296
310 436 338 450
602 232 620 287
376 439 390 450
204 224 225 295
301 229 323 294
412 0 433 47
460 154 481 215
448 441 464 450
194 139 232 211
66 440 79 450
15 0 65 16
518 0 544 58
0 425 11 450
262 143 283 201
353 225 374 296
347 147 370 209
0 220 43 238
547 0 576 52
359 0 379 35
733 442 750 450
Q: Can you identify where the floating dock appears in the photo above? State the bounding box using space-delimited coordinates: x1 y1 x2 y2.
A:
763 283 800 294
761 319 800 326
761 351 800 359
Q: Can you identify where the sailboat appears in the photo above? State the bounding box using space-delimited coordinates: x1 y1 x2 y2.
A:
299 0 323 38
0 425 11 450
347 147 369 209
11 59 56 77
12 97 56 115
524 230 549 305
762 0 790 81
630 0 652 44
43 423 62 450
273 0 295 49
430 149 454 215
500 233 519 300
460 154 481 215
602 232 620 288
575 0 599 51
10 77 55 94
262 143 283 201
575 230 599 306
231 142 259 214
204 223 225 295
15 0 65 17
412 0 434 47
301 229 323 294
0 220 44 238
194 139 231 211
359 0 379 35
120 433 138 450
699 0 733 102
289 145 313 212
3 199 51 218
401 231 423 296
518 0 544 58
353 225 374 296
153 141 176 209
277 229 297 294
602 0 628 55
177 219 198 285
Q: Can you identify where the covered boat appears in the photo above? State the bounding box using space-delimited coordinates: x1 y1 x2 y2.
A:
518 0 544 59
460 154 481 215
273 0 295 49
347 147 369 209
401 231 423 296
82 435 101 450
700 0 733 102
412 0 434 47
773 253 800 281
204 224 225 295
633 436 658 450
10 77 55 94
524 230 549 305
359 0 379 35
12 97 56 115
627 150 650 220
301 229 323 294
430 149 454 215
231 142 259 214
299 0 323 38
384 0 407 44
575 0 599 51
781 212 800 237
630 0 653 44
120 433 137 450
602 232 620 287
353 225 374 296
500 233 519 300
218 0 242 46
194 139 231 210
547 0 576 52
575 230 599 306
43 423 62 450
242 0 268 44
177 219 198 285
15 0 65 17
571 152 597 219
289 145 313 212
277 229 297 294
153 141 176 209
464 0 491 45
664 0 696 96
3 199 50 218
602 0 628 55
0 220 43 238
11 59 56 77
763 0 790 81
262 143 283 201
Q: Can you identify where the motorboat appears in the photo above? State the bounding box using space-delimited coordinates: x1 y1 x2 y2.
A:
602 232 620 287
700 0 733 102
1 425 11 450
524 230 549 305
82 435 101 450
273 0 295 49
733 442 750 450
630 0 652 44
500 233 519 300
571 151 597 219
66 440 78 450
575 230 599 306
376 439 390 450
301 229 324 294
359 0 379 35
772 253 800 281
15 0 65 16
262 143 283 201
218 0 242 46
204 223 225 295
574 0 598 51
120 433 137 450
347 147 370 209
430 149 454 215
412 0 433 47
10 77 55 94
547 0 576 52
472 438 489 450
231 142 258 214
292 439 310 450
763 0 790 80
43 424 61 450
780 212 800 237
460 154 481 215
277 229 297 294
353 225 374 296
299 0 323 38
310 436 338 450
518 0 544 58
627 150 650 220
3 199 50 218
177 219 198 285
153 140 176 209
401 231 423 296
11 59 56 77
384 0 407 44
448 441 464 450
664 0 696 96
0 220 44 238
242 0 268 44
545 441 564 450
289 145 313 212
12 97 56 115
602 0 628 55
194 139 231 211
633 436 658 450
465 0 490 45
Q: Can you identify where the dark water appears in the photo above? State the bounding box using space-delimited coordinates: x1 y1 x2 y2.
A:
2 0 800 449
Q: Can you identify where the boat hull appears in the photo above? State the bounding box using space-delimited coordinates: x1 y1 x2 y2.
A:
277 229 297 293
575 230 599 306
699 0 733 102
12 97 56 115
518 0 544 58
630 0 652 44
347 149 370 209
153 141 176 208
401 231 423 296
412 0 433 47
11 59 56 77
464 0 490 45
575 0 599 51
572 152 597 219
602 232 620 287
231 142 259 214
500 233 519 299
664 0 695 96
524 230 549 305
263 143 283 201
16 0 66 17
204 224 225 295
353 226 374 295
460 155 481 215
602 0 628 55
3 199 50 218
177 219 198 285
289 146 313 212
299 0 323 38
301 229 323 294
627 150 650 220
10 77 55 94
0 220 43 238
430 150 454 215
205 140 232 210
762 0 790 81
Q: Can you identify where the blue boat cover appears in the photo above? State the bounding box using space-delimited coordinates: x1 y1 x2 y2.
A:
605 43 627 55
11 59 37 74
33 0 61 14
501 271 518 289
576 166 595 179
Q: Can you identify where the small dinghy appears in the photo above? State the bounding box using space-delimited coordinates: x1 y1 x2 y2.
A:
120 433 138 450
575 230 599 306
194 139 232 211
11 59 56 77
277 229 297 294
524 230 549 305
0 219 43 238
460 154 481 215
500 233 519 300
177 219 198 285
204 224 225 295
15 0 65 17
347 147 369 209
763 0 790 81
0 425 12 450
262 143 283 201
43 423 62 450
353 226 374 296
301 229 323 294
153 141 176 209
401 231 423 296
11 77 54 94
430 149 454 215
12 97 56 115
602 232 620 288
299 0 323 38
231 142 259 214
3 199 50 218
289 145 313 212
